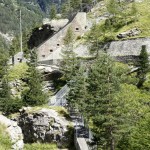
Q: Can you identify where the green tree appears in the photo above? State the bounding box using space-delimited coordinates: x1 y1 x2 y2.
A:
67 65 87 109
0 48 10 113
50 4 57 19
137 45 149 88
87 53 121 150
70 0 81 10
9 36 20 65
116 84 150 150
22 49 47 106
61 2 70 18
61 27 78 81
0 48 22 115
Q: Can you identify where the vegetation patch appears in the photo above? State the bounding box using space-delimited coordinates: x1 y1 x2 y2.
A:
24 143 57 150
0 123 12 150
8 62 28 81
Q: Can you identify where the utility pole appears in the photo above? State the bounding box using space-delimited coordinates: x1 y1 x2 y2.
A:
20 9 23 53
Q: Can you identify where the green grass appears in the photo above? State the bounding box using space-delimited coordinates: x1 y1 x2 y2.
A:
115 0 150 38
10 105 70 120
8 62 28 81
88 0 150 43
24 143 57 150
0 124 12 150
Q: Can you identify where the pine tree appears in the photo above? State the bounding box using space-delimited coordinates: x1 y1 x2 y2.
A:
0 48 12 114
61 27 78 81
87 53 121 150
137 45 149 88
67 65 87 109
22 49 47 106
70 0 81 10
50 4 57 19
61 1 72 18
9 37 20 65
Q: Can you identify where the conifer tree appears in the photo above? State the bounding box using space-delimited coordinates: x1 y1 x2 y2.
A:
61 27 78 81
50 4 57 19
0 48 12 114
0 48 9 97
67 65 87 109
87 53 121 150
70 0 81 10
137 45 149 88
9 37 20 65
22 49 47 106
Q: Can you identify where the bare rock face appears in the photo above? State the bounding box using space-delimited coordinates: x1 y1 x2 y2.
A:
0 115 24 150
17 108 71 145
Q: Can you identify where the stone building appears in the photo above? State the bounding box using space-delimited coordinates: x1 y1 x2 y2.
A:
37 12 87 65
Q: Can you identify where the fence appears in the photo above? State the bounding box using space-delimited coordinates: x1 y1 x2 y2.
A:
48 85 97 150
48 84 69 106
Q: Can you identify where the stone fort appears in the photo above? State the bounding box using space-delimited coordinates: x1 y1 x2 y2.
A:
37 12 87 65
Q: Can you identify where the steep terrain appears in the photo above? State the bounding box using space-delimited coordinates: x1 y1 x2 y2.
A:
0 0 64 49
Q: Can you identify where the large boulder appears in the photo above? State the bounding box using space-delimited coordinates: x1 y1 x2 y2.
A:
17 107 72 146
0 115 24 150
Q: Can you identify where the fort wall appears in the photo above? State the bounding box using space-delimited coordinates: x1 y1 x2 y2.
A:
37 12 87 62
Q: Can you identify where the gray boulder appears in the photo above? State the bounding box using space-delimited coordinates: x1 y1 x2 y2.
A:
0 115 24 150
17 108 71 145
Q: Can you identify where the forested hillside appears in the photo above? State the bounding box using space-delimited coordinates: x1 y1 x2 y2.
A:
0 0 150 150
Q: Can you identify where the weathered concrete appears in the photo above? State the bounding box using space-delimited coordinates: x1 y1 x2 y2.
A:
37 12 87 62
8 52 26 65
75 138 89 150
105 38 150 57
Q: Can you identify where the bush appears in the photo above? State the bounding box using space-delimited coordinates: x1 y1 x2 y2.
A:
1 97 23 115
8 63 28 81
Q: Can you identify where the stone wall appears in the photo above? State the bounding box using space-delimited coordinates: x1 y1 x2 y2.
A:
105 38 150 57
37 12 87 62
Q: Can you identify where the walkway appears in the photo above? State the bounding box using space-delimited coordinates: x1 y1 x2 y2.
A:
48 85 96 150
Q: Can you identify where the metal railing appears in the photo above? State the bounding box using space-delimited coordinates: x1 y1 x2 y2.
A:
48 84 69 106
48 85 97 149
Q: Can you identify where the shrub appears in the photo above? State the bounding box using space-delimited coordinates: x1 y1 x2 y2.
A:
8 63 28 81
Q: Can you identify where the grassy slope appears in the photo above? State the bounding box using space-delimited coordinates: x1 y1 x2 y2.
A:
87 0 150 41
24 143 57 150
117 0 150 38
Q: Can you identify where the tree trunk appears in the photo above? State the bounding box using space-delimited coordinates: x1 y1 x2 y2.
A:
110 129 115 150
12 55 14 65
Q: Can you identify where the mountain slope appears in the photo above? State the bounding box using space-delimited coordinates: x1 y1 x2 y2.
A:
0 0 44 35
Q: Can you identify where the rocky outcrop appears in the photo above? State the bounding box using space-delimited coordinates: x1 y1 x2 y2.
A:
18 107 71 146
0 115 24 150
117 28 141 39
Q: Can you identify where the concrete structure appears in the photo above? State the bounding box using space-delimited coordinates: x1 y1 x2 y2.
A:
37 12 87 64
105 37 150 56
9 52 26 65
43 18 69 32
